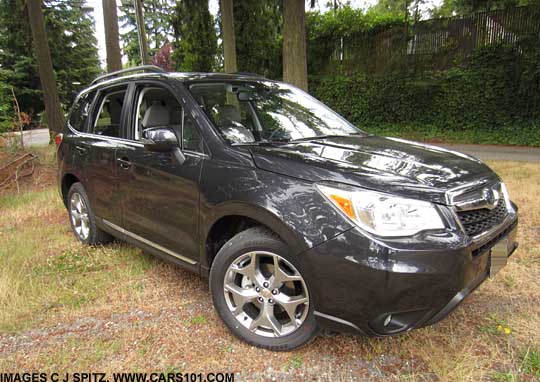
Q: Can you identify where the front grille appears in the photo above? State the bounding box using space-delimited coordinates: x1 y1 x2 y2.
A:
457 201 508 236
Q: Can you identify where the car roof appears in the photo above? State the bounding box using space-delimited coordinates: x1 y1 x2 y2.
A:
78 71 272 99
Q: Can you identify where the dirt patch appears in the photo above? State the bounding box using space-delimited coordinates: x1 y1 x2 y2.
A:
0 149 57 196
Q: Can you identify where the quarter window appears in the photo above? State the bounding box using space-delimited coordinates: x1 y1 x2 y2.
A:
68 91 96 132
183 115 202 152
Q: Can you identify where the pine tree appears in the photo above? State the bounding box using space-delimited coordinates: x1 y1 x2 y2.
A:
232 0 281 79
102 0 123 72
0 0 101 127
220 0 237 73
119 0 175 66
172 0 217 72
283 0 308 90
27 0 64 135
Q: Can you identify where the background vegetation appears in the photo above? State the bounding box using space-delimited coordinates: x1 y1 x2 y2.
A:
0 0 538 145
0 0 101 132
310 39 540 145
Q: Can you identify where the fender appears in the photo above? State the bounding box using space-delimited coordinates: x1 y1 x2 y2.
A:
200 200 308 266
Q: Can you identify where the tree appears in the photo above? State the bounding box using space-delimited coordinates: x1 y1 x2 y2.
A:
0 0 42 120
46 1 102 103
102 0 122 72
283 0 308 90
232 0 281 78
370 0 409 18
220 0 237 73
429 0 532 16
172 0 217 72
26 0 64 135
0 0 101 129
119 0 175 66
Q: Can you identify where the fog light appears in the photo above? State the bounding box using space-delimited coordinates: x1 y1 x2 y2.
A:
383 314 392 327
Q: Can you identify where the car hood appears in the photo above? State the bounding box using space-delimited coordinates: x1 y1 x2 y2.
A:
249 135 499 205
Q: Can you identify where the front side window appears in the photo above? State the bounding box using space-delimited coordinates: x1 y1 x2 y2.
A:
92 87 128 138
134 85 203 153
134 86 183 140
189 81 363 145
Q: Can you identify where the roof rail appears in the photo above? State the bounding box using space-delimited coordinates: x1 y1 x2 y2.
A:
90 65 166 86
232 71 264 77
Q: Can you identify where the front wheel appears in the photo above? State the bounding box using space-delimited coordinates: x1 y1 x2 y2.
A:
210 227 318 351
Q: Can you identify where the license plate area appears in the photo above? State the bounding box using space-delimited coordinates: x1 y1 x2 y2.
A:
489 225 518 277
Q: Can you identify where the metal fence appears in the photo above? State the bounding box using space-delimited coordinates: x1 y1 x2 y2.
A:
317 6 540 74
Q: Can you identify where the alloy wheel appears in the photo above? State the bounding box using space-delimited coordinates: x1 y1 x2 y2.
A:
70 192 90 240
223 251 309 338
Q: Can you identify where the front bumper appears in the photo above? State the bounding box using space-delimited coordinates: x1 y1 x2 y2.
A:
301 212 518 336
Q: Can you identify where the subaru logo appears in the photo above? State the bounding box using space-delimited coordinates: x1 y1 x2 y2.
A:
482 187 499 209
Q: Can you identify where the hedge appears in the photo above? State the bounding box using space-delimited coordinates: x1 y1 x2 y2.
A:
309 44 540 146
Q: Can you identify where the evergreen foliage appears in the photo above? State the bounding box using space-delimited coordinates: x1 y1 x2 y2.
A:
231 0 282 79
119 0 175 66
310 41 540 146
0 0 101 131
172 0 217 72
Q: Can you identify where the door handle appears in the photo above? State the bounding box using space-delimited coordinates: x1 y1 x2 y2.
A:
117 157 132 169
75 146 87 155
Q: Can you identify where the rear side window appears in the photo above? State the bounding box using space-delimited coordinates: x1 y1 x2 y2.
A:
92 87 128 138
68 91 95 132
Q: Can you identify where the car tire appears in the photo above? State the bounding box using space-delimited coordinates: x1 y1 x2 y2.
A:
210 226 318 351
67 182 112 245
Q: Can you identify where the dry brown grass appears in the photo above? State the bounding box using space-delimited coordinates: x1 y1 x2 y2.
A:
0 150 539 381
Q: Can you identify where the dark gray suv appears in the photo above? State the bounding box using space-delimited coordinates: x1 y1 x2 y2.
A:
57 66 519 351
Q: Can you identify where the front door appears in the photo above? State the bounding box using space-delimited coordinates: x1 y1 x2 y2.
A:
116 82 205 264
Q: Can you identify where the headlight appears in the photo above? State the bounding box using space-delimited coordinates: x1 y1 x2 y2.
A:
317 184 445 237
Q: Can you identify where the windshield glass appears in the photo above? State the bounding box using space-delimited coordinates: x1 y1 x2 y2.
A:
188 81 364 144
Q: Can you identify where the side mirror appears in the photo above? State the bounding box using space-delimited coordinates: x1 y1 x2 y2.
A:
142 127 186 164
142 127 179 152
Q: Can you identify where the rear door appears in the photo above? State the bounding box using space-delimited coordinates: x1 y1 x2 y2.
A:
75 83 131 226
115 80 205 265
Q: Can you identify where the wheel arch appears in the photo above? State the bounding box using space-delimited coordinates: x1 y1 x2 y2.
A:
201 202 308 274
60 172 81 207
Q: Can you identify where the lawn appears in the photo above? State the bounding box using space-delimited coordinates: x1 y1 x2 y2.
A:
0 146 539 381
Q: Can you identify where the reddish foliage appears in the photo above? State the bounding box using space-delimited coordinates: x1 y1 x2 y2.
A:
151 44 175 72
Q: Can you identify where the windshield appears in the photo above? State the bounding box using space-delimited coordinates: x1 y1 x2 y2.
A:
188 81 364 145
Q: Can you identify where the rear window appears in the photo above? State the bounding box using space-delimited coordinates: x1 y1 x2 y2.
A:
68 91 96 132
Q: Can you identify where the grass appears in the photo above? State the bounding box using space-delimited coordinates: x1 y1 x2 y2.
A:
0 145 539 381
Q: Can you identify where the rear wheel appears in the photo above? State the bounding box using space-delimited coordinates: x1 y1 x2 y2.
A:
210 227 318 351
67 182 111 245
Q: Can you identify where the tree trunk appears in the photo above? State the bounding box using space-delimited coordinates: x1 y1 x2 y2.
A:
134 0 149 65
26 0 64 137
102 0 123 72
282 0 308 91
220 0 237 73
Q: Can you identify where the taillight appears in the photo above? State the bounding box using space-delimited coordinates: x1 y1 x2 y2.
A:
55 133 63 146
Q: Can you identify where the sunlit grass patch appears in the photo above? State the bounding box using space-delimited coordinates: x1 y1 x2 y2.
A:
0 185 155 332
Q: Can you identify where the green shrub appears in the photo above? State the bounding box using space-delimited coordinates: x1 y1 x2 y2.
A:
309 43 540 146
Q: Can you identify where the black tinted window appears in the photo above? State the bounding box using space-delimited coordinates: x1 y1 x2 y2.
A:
183 116 202 152
92 88 127 138
68 91 95 132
